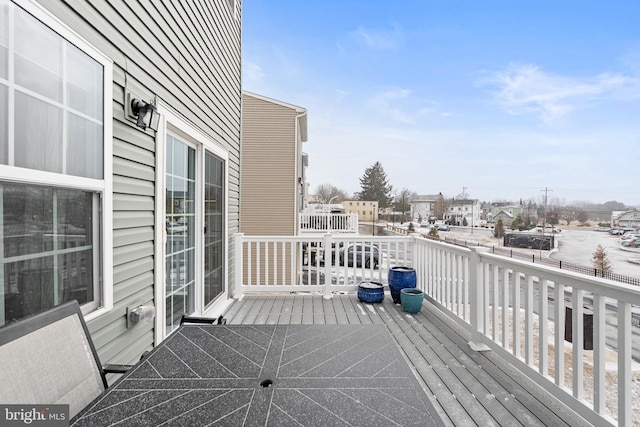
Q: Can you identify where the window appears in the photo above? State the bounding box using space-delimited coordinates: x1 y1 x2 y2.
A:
0 0 112 325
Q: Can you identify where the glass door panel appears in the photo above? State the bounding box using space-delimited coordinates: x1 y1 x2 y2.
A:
165 135 196 334
204 151 224 307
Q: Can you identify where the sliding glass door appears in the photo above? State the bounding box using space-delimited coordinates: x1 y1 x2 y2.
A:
164 135 225 334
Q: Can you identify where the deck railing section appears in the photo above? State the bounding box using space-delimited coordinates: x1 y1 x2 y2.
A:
235 233 412 295
235 232 640 426
298 213 359 234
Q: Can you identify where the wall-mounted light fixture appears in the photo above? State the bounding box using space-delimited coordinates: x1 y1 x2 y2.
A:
131 98 160 131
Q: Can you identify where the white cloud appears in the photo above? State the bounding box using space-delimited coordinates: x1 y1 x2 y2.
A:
367 88 414 123
366 89 441 124
351 24 401 50
243 61 265 83
479 64 639 122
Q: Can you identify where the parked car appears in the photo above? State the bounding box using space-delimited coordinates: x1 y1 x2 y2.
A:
622 237 640 248
594 227 611 232
534 226 561 233
339 244 379 269
610 228 625 235
436 223 450 231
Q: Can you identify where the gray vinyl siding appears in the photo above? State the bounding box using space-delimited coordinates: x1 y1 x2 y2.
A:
35 0 241 368
241 94 299 236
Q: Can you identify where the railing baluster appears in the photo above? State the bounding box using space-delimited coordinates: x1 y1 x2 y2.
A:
265 241 270 286
513 272 521 358
502 268 509 348
618 301 632 426
492 265 499 342
483 263 490 336
554 282 565 387
525 274 534 366
593 293 605 415
539 279 548 376
572 289 584 400
292 241 297 286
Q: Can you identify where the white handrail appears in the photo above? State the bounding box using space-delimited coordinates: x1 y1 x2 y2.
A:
299 213 359 234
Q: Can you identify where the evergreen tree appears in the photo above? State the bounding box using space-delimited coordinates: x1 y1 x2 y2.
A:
494 219 505 238
511 215 522 230
358 162 393 208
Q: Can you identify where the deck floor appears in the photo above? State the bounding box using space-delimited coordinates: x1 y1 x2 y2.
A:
222 293 589 426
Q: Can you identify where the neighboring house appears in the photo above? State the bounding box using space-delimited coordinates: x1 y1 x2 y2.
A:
411 194 439 222
489 204 523 220
344 200 379 223
447 199 482 226
493 211 516 228
1 0 242 366
240 91 308 236
612 210 640 228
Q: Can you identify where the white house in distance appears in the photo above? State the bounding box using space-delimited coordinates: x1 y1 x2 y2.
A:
411 194 439 222
612 210 640 228
447 199 482 227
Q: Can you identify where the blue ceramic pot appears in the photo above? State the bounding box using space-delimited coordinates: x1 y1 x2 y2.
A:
357 281 384 303
388 266 416 304
401 288 424 314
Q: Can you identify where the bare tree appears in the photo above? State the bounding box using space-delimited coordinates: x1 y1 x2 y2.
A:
434 192 452 221
315 183 349 204
394 188 417 223
561 205 577 226
576 210 589 224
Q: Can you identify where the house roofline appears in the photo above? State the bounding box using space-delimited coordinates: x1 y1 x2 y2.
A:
242 90 306 113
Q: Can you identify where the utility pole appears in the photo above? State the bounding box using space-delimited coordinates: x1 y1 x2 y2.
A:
540 187 552 236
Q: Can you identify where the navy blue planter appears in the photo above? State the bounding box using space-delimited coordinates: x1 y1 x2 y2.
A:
388 266 416 304
357 281 384 303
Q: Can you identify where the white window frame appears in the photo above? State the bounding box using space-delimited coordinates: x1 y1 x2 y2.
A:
0 0 113 320
154 102 230 342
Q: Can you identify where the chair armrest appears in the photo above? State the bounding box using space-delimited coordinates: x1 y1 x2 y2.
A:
102 364 133 374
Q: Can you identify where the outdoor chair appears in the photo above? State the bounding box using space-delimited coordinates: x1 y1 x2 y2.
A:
0 300 134 418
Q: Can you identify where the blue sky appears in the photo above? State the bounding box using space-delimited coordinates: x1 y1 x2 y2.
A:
242 1 640 206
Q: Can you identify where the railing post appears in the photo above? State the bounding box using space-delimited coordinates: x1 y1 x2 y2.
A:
323 233 333 299
234 233 244 298
468 246 490 352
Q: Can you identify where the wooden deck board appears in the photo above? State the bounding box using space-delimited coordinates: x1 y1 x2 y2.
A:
420 303 574 427
382 300 499 425
413 308 542 426
224 293 582 427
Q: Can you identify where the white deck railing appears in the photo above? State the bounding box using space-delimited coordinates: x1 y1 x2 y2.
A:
235 232 640 426
298 213 359 234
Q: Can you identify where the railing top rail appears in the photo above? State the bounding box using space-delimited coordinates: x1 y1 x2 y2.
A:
478 249 640 303
331 235 412 243
412 234 473 256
